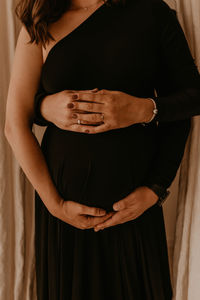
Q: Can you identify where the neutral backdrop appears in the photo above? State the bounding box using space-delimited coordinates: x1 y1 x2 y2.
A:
0 0 199 299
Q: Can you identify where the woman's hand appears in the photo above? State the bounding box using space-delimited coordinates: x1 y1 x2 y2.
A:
52 199 115 230
93 186 159 232
40 88 104 131
40 88 154 133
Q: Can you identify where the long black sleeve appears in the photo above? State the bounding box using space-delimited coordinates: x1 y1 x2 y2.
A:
143 1 195 189
33 0 194 191
153 2 200 122
33 81 51 126
33 2 200 126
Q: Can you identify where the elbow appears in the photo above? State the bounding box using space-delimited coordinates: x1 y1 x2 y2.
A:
4 119 14 142
4 117 32 143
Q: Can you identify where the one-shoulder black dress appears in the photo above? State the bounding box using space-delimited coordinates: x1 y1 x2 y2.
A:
34 0 199 299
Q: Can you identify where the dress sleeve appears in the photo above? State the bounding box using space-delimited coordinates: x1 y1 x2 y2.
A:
143 1 194 190
153 1 200 122
33 82 51 127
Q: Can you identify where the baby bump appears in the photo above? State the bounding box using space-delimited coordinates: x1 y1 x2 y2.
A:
41 123 157 211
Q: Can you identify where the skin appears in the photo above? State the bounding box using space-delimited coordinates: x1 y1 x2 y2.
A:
4 26 112 231
5 0 158 233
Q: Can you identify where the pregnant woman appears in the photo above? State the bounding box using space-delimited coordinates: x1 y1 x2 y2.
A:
5 0 200 299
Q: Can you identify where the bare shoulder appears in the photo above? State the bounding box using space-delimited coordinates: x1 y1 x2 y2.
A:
15 26 43 66
6 26 44 122
11 26 43 91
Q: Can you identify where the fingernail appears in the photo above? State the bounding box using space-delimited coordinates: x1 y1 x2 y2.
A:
113 204 119 211
72 113 77 119
67 103 74 108
85 129 90 133
72 94 78 99
91 88 98 92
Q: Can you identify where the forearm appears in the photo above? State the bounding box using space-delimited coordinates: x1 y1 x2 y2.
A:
143 118 191 189
5 124 61 215
154 87 200 122
136 86 200 125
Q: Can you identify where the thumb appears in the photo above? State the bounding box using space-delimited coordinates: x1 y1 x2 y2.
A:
113 194 133 211
78 203 106 216
113 199 126 211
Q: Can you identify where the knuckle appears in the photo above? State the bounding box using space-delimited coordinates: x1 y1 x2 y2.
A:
95 208 100 214
87 103 93 110
72 103 77 109
90 114 96 122
79 205 84 213
93 208 99 215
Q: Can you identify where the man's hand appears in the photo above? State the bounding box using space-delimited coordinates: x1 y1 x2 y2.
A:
93 186 158 232
68 89 154 134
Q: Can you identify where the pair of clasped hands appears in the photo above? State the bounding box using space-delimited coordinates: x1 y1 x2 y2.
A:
43 88 159 231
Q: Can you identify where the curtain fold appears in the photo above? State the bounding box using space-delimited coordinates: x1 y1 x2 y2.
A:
0 1 36 299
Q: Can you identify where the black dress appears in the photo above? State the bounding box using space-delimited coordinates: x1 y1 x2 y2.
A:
34 0 199 299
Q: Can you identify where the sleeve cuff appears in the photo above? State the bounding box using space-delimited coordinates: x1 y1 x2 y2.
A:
33 91 51 126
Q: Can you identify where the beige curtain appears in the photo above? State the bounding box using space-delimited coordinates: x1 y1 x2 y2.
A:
0 0 199 299
0 1 36 299
172 0 200 299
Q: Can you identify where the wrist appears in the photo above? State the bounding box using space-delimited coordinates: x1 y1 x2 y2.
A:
144 184 170 207
48 197 64 217
134 97 156 123
143 98 158 123
143 186 159 206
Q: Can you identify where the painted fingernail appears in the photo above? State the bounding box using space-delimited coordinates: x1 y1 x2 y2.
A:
113 204 119 210
72 113 77 119
91 88 98 92
85 129 90 133
72 94 78 99
67 103 74 108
